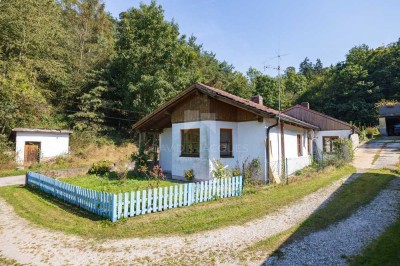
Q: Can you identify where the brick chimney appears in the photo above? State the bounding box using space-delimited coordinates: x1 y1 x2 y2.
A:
301 102 310 109
251 95 263 105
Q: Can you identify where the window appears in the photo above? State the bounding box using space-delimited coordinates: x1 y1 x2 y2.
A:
307 138 311 155
181 129 200 157
297 134 303 157
323 136 339 153
220 129 233 157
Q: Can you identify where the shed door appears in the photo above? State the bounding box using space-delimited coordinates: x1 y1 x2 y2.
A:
24 142 40 164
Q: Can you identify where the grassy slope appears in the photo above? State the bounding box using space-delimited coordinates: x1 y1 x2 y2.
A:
0 165 354 239
62 174 177 193
0 169 26 178
241 169 396 261
0 143 136 178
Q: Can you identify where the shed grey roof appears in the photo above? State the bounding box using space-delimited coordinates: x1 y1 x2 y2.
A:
12 128 73 134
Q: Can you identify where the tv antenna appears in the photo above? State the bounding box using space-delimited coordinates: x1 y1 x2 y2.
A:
263 53 288 121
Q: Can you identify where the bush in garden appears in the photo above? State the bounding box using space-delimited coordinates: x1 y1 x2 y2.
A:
242 157 263 191
211 159 229 179
231 167 241 177
365 126 379 138
88 160 112 176
146 165 165 189
184 169 195 181
131 143 150 171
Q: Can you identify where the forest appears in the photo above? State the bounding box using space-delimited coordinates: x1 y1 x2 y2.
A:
1 0 400 146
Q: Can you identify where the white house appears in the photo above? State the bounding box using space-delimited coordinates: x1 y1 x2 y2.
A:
283 103 359 159
133 83 319 183
12 128 72 165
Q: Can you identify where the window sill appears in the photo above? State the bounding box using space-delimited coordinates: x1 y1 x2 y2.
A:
180 154 200 158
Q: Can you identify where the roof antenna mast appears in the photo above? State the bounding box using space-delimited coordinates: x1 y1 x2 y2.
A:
263 52 288 122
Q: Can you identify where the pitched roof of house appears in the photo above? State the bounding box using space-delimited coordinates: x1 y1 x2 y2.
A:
283 105 357 131
133 83 318 131
12 128 73 134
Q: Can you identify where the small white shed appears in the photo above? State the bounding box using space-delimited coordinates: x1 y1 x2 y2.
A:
12 128 72 165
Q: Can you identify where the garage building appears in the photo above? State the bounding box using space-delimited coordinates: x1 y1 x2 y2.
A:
378 104 400 136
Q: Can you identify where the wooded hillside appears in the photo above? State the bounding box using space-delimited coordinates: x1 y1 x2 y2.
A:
1 0 399 144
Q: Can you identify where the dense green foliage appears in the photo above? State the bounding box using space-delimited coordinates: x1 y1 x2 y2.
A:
1 0 399 148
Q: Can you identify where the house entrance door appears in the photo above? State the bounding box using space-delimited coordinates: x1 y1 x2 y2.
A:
24 142 40 164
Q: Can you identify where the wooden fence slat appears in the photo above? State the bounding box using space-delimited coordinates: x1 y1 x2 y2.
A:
158 187 163 211
228 177 232 197
124 192 129 218
136 191 141 216
163 187 168 210
141 190 147 215
169 186 173 209
199 182 204 203
118 193 123 219
111 194 117 222
153 188 158 212
178 185 183 207
147 189 152 214
173 185 178 208
183 184 188 206
188 183 192 205
130 191 135 217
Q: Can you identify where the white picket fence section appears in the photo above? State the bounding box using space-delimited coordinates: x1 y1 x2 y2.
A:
26 172 243 222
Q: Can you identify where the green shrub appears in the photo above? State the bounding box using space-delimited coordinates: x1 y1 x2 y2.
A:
231 167 242 177
184 169 195 181
211 159 229 179
365 127 379 138
88 160 112 176
131 143 150 171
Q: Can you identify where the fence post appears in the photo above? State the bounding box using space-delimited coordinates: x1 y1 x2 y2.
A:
25 172 29 186
285 158 289 185
111 194 117 222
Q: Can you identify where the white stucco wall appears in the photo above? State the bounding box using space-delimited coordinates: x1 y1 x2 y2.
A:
159 127 172 172
158 119 315 182
267 121 312 181
159 120 266 181
315 130 359 152
15 132 70 163
170 121 211 180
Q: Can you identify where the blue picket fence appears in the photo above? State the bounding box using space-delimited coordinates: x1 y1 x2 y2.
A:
26 172 243 222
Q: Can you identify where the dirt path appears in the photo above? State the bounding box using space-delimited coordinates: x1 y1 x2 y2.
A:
0 175 25 187
0 173 356 265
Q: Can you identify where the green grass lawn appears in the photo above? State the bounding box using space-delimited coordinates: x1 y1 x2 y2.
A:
241 169 396 261
349 212 400 266
0 165 355 239
61 174 177 193
0 169 26 178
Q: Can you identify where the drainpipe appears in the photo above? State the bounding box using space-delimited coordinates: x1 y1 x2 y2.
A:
265 118 279 184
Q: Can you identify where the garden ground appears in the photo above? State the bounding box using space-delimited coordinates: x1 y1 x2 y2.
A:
0 138 398 265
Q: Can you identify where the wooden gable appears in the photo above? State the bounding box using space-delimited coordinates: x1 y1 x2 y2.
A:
171 93 259 123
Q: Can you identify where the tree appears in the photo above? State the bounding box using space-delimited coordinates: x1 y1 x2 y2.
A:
299 57 314 79
314 59 323 74
0 0 69 92
61 0 115 99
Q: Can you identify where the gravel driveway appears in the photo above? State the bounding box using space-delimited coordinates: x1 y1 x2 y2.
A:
264 177 400 266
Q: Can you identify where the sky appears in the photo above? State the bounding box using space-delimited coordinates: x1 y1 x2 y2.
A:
104 0 400 76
